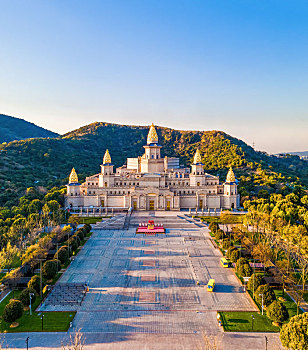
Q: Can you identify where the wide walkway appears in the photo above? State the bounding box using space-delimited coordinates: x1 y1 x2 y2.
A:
2 212 283 349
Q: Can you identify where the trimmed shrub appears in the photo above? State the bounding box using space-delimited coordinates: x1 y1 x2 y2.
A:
236 257 252 277
27 275 41 294
68 238 78 253
229 248 240 263
19 287 37 306
83 224 91 234
267 301 289 323
247 274 265 292
280 313 308 350
42 259 58 280
215 229 223 240
76 228 85 241
222 238 231 250
56 246 69 263
227 247 240 263
255 284 276 307
2 299 23 323
209 222 219 232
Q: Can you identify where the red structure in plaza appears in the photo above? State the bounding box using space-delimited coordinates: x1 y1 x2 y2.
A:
136 220 165 234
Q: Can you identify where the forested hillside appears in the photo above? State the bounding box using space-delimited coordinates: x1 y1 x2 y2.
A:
0 114 58 143
0 122 307 206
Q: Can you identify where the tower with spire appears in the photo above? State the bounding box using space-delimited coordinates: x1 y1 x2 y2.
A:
67 168 81 199
99 149 115 187
140 123 164 173
190 148 205 186
224 166 237 205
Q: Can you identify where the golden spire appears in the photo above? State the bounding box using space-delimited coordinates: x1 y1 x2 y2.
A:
226 167 236 182
193 149 202 164
103 149 112 164
69 168 79 184
147 123 158 144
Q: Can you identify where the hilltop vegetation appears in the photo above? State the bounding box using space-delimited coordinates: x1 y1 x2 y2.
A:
0 114 58 143
0 121 307 207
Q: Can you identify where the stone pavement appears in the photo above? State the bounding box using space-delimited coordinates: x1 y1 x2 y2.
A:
3 213 283 349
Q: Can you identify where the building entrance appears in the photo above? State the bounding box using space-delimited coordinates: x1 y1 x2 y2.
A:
199 199 203 209
149 200 155 210
166 201 170 210
133 201 137 210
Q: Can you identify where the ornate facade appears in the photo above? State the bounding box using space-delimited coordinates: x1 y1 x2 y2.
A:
65 124 240 211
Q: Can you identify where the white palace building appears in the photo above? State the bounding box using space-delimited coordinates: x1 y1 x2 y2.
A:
65 124 240 211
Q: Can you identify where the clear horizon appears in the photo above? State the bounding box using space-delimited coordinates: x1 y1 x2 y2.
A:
0 0 307 154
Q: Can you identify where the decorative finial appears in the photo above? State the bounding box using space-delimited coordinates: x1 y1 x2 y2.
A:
103 149 112 164
147 123 159 144
226 167 236 183
69 168 79 184
193 149 202 164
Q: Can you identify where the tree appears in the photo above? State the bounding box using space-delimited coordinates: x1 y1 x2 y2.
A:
0 242 20 269
56 246 69 264
267 300 289 323
42 259 58 280
215 229 223 240
226 247 239 263
27 275 41 294
83 224 91 234
76 228 85 241
2 299 23 323
28 199 43 214
68 215 81 226
62 330 85 350
280 313 308 350
222 238 231 250
236 258 252 277
255 284 276 307
19 287 37 306
247 273 265 292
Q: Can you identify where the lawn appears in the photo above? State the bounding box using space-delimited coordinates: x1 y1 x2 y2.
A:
78 216 110 224
220 289 303 333
274 289 303 319
0 291 75 332
219 311 279 332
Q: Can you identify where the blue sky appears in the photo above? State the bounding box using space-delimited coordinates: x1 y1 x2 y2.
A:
0 0 307 153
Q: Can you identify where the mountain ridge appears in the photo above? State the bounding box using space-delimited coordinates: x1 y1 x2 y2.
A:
0 114 59 143
0 119 307 207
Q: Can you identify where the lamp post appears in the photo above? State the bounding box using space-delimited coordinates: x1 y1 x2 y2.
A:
25 336 29 350
265 336 268 350
41 313 44 331
259 293 264 315
29 293 35 315
251 314 255 331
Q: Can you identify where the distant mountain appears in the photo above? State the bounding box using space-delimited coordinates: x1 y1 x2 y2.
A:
0 114 59 143
287 151 308 157
0 121 307 206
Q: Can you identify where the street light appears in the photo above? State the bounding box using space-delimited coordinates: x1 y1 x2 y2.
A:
29 293 35 316
259 293 264 315
265 336 268 350
251 314 255 331
41 313 44 331
25 336 29 350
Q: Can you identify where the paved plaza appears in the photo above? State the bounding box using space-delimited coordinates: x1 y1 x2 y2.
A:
2 213 283 349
